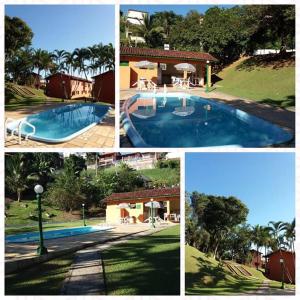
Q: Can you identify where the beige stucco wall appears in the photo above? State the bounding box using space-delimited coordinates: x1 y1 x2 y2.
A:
70 79 92 98
106 203 145 224
120 66 131 90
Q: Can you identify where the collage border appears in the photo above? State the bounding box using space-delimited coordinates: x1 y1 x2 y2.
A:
0 0 298 298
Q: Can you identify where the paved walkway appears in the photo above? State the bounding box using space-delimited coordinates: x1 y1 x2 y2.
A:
247 279 295 295
5 101 115 148
120 87 295 147
60 226 167 295
5 224 155 261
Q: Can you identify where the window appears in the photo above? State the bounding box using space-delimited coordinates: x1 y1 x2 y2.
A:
130 204 136 209
160 63 167 70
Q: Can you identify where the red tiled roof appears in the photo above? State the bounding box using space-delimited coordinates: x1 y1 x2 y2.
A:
120 47 218 62
104 187 180 202
46 72 92 83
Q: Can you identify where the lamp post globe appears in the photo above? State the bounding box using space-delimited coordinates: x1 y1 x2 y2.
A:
34 184 48 256
34 184 44 194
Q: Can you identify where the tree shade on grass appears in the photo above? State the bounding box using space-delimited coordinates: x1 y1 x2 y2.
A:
5 254 74 295
215 56 295 110
185 245 295 295
185 245 263 295
102 225 180 295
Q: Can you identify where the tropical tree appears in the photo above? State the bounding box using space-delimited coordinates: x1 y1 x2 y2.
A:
267 221 286 250
283 219 295 252
5 153 30 202
132 14 165 48
5 16 33 60
72 47 91 79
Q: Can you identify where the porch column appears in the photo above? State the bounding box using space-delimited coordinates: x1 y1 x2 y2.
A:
166 201 170 215
207 63 212 88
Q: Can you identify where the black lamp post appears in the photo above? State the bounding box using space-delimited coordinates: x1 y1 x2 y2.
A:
82 203 86 226
34 184 48 255
280 258 285 289
150 198 155 228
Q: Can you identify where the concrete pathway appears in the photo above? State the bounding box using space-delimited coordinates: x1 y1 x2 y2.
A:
61 248 105 295
60 226 167 295
247 279 295 295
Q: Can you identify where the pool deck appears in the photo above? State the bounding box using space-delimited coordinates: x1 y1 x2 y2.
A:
5 224 166 261
5 101 115 148
120 87 295 147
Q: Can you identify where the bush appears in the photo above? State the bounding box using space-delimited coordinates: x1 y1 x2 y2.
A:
156 159 180 169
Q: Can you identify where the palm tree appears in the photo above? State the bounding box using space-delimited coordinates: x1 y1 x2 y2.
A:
52 49 68 72
132 14 164 47
283 219 295 252
267 221 286 250
252 224 264 269
72 47 91 79
5 153 30 202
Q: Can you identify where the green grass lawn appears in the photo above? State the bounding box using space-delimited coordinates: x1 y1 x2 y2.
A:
102 225 180 295
5 254 74 295
5 200 104 235
185 245 295 295
139 168 180 186
215 56 295 110
185 245 263 295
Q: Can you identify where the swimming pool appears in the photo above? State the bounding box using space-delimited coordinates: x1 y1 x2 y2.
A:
5 225 113 243
7 103 111 143
121 93 293 147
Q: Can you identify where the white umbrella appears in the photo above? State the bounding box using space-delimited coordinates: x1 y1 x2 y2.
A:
145 201 161 208
174 63 196 72
175 63 196 80
135 60 156 69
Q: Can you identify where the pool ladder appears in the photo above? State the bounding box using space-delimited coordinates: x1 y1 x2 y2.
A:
5 118 36 144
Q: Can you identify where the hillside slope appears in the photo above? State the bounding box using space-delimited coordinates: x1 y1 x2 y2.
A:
215 55 295 110
5 83 61 110
185 245 263 295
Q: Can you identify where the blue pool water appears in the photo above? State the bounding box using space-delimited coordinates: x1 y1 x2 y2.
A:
7 103 110 143
122 93 293 147
5 226 112 243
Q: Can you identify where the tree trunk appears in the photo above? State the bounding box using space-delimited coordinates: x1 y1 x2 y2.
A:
17 190 21 202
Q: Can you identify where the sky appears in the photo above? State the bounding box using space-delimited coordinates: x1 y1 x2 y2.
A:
5 5 115 52
185 152 295 226
121 4 235 16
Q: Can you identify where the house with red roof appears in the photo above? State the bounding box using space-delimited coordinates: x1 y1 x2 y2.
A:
45 73 93 99
120 46 217 89
264 250 295 284
92 70 115 104
104 187 180 224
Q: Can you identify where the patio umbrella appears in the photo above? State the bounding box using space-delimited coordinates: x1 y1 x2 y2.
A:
174 63 196 79
134 61 156 86
118 203 130 219
145 200 162 228
135 60 156 69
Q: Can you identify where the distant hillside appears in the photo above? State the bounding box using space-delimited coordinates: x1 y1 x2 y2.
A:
185 245 264 295
215 55 295 110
